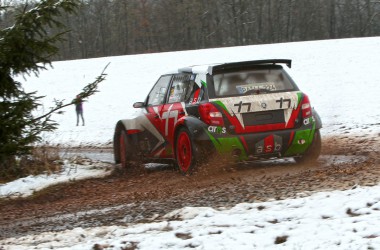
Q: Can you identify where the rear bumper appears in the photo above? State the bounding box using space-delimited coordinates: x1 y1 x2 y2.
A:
195 117 318 161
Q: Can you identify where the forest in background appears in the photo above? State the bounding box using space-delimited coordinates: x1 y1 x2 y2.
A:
1 0 380 61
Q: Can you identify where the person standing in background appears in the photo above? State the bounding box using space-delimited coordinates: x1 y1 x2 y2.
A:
73 94 85 126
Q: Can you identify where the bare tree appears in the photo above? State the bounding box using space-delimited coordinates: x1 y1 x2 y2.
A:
4 0 379 60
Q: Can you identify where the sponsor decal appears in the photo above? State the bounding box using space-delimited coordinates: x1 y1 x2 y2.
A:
189 89 201 104
298 139 306 145
303 116 315 126
236 83 276 94
161 104 179 136
303 118 310 126
255 135 282 154
208 126 227 134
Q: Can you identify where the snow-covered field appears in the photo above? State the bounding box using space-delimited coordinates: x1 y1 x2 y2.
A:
2 185 380 250
0 159 113 198
1 37 380 249
20 36 380 146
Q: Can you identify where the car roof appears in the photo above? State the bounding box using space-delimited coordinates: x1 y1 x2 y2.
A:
171 59 292 75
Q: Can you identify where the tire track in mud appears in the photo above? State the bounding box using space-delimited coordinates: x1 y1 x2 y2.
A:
0 135 379 240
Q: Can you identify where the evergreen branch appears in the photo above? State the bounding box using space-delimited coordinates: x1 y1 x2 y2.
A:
30 63 109 123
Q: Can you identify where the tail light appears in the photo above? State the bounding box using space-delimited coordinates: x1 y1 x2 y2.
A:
199 103 224 126
301 94 312 118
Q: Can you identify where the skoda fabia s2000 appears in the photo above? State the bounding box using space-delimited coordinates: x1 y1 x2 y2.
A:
113 59 322 174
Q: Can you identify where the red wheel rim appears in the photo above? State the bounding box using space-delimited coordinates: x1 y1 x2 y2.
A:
177 132 192 173
119 132 127 167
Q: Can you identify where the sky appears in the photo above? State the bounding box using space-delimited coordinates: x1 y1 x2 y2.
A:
0 37 380 249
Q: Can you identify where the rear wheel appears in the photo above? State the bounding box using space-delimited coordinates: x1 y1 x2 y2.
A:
295 129 322 164
175 128 197 175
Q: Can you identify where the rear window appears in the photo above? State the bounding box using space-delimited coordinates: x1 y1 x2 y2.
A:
212 68 297 97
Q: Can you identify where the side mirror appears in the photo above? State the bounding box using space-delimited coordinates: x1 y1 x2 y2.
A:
133 102 145 108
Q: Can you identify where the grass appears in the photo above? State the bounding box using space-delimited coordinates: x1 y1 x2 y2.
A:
0 145 63 183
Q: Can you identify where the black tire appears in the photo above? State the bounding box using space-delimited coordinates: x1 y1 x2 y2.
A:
175 127 198 175
294 129 322 164
119 129 132 168
113 122 123 163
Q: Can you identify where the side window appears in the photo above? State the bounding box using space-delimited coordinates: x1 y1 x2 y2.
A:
168 74 192 104
148 74 202 105
184 79 201 104
147 75 172 106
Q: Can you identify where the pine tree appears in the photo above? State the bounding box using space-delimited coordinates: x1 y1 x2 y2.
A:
0 0 106 176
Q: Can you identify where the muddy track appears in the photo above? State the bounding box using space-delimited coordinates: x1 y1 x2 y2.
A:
0 135 379 240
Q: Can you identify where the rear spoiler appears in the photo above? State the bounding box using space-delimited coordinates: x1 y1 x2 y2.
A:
210 59 292 75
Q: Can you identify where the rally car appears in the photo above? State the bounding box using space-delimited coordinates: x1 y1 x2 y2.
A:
113 59 322 174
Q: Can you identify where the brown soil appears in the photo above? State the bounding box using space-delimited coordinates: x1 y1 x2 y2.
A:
0 134 379 239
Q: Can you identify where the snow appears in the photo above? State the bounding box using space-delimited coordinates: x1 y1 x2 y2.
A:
0 159 113 198
1 186 380 249
1 37 380 249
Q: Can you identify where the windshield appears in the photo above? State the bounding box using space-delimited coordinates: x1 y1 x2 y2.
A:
212 68 297 97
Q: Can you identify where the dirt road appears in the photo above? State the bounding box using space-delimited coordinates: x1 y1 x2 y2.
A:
0 135 379 240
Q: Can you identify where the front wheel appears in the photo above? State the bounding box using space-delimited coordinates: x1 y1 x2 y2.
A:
294 129 322 164
119 129 132 168
175 128 197 175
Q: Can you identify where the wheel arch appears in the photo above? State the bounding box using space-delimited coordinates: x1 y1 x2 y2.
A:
173 116 209 149
172 115 215 165
114 119 144 163
313 108 323 130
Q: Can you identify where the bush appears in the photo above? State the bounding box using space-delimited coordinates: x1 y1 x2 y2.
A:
0 145 62 183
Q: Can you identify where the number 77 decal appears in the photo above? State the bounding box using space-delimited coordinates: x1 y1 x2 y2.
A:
276 97 291 109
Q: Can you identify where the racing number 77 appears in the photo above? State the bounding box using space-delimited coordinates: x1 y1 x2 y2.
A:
276 97 291 109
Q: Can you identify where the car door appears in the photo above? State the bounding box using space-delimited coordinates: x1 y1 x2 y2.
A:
159 74 193 157
144 74 173 157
